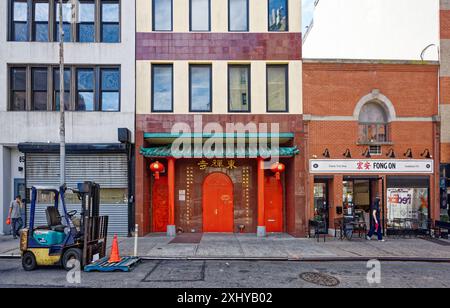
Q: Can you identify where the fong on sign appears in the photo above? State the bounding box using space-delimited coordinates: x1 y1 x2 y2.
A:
309 159 434 174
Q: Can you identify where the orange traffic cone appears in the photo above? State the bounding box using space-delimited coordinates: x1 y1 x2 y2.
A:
108 235 122 263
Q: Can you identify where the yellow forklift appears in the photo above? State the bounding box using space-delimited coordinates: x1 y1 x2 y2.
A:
20 182 108 271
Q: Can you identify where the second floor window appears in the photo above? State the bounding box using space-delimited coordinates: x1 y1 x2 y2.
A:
358 102 390 144
9 65 120 112
189 65 212 112
229 0 248 32
152 65 173 112
32 68 48 111
153 0 172 31
267 65 288 112
228 65 250 112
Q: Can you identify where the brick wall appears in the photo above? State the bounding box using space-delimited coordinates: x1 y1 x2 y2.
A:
303 62 439 117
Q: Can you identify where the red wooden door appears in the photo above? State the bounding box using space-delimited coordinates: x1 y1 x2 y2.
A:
203 173 234 232
152 176 169 232
264 176 283 232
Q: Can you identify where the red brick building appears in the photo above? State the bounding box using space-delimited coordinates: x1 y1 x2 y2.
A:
303 60 440 235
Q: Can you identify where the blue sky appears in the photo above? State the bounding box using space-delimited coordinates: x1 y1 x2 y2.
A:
302 0 315 33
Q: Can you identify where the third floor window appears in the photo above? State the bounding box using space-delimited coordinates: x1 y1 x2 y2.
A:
8 0 121 43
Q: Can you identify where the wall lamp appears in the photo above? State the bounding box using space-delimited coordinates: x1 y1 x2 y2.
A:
420 149 432 159
404 148 413 159
386 148 396 159
362 148 371 158
323 148 330 158
343 149 352 159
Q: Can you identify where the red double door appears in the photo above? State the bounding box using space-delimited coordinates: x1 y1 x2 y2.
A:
203 173 234 232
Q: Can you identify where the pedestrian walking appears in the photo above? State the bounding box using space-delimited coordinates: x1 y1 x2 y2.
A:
8 195 24 239
366 196 385 242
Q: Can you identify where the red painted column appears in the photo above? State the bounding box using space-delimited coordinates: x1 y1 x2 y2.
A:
257 158 266 236
167 157 176 236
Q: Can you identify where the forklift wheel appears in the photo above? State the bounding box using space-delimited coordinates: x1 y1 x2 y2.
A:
22 252 37 271
62 248 82 271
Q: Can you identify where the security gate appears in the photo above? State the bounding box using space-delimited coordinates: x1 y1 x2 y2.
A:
25 153 129 236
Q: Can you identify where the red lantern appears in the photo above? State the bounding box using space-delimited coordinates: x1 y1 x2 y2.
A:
150 161 165 180
271 162 286 180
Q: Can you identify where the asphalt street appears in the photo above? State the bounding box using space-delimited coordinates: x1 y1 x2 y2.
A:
0 259 449 288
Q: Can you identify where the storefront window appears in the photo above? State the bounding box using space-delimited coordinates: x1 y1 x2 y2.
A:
387 188 429 230
343 181 354 216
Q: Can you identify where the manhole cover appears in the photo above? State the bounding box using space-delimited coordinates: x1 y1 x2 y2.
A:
299 272 340 287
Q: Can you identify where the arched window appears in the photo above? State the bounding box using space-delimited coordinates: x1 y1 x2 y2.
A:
358 102 389 144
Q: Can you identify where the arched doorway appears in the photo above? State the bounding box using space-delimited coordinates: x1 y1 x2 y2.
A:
203 173 234 232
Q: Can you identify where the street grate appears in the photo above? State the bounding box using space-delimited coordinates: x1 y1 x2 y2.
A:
299 272 340 287
143 260 206 282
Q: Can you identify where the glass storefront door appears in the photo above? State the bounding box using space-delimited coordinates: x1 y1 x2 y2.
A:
314 181 329 230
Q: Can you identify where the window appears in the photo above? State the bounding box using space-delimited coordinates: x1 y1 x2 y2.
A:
10 68 27 111
33 1 49 41
153 0 172 31
11 0 28 41
358 102 389 144
9 65 119 112
78 1 95 42
101 0 120 42
100 68 120 111
190 0 210 32
76 68 95 111
268 0 288 31
189 65 212 112
369 145 382 156
53 68 71 111
228 65 250 112
267 65 288 112
32 68 48 111
152 65 173 112
229 0 248 32
55 1 72 42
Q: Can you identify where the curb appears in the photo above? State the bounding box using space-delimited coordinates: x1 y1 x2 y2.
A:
2 254 450 263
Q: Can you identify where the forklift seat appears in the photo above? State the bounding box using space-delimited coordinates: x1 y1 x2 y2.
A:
45 207 66 233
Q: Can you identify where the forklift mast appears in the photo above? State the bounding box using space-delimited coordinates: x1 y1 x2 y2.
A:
77 182 100 228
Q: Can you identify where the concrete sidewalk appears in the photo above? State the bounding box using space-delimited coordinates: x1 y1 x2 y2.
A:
2 233 450 261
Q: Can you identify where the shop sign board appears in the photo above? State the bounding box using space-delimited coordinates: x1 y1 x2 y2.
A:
310 159 434 174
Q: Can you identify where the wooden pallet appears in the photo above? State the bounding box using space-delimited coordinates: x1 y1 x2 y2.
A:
84 256 141 272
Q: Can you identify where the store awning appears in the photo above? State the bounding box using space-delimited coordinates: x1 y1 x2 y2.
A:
140 145 300 158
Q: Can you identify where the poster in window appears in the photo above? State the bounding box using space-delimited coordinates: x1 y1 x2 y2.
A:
387 188 428 230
